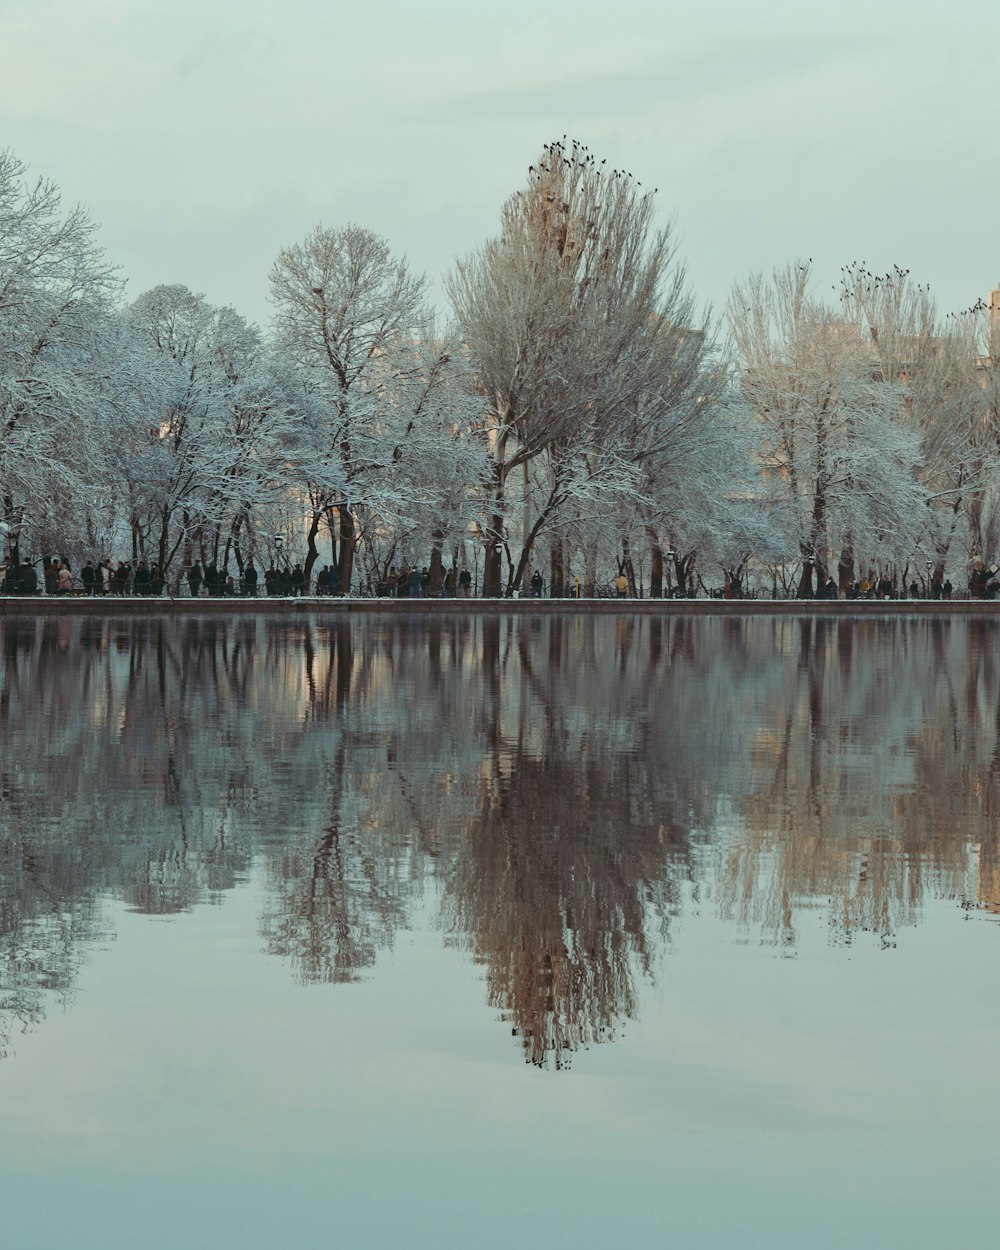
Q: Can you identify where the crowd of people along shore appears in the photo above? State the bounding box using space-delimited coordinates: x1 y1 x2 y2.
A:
1 555 329 597
1 554 998 601
0 556 489 598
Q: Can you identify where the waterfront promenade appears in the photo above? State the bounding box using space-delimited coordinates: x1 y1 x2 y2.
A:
2 594 998 617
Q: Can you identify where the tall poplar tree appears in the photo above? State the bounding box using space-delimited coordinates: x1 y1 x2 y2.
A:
448 139 720 597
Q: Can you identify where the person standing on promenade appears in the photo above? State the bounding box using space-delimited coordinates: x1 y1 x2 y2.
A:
243 561 258 597
188 561 203 597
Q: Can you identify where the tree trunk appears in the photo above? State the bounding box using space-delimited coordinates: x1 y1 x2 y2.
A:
157 509 170 577
303 510 323 586
677 552 695 595
549 537 565 598
429 531 445 593
3 495 22 566
584 544 597 598
483 462 506 598
648 529 663 598
837 536 855 594
623 538 637 598
967 489 984 563
337 508 356 593
483 509 504 598
797 558 815 598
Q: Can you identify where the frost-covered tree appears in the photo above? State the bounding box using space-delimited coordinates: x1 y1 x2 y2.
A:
0 150 119 564
729 263 928 596
270 225 484 591
125 285 300 578
834 263 991 583
931 294 1000 573
632 389 788 596
448 139 722 597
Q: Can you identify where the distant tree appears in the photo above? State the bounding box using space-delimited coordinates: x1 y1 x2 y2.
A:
835 262 990 583
729 263 927 596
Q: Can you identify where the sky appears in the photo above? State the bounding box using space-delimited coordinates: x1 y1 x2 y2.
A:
2 0 998 336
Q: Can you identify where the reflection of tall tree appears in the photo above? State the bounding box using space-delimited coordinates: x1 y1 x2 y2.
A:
442 753 683 1068
440 617 714 1067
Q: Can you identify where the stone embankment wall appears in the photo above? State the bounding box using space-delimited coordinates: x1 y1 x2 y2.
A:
2 596 999 617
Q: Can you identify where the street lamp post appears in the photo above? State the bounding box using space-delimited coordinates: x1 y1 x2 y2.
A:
926 559 932 597
666 548 676 599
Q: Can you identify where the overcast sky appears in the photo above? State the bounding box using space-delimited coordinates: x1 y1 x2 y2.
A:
2 0 998 334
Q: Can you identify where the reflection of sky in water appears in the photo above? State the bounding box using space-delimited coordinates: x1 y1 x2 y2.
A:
4 889 998 1250
1 614 1000 1248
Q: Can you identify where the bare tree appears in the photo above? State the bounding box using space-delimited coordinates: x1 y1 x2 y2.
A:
729 263 927 596
448 139 719 597
935 295 1000 573
835 263 991 583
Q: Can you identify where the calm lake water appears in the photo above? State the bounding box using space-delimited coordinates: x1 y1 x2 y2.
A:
1 612 999 1249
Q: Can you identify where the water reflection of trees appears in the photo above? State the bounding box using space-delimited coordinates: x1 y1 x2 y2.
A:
2 613 999 1064
716 618 999 946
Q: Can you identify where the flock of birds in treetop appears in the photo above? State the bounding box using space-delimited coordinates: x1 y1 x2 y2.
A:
836 261 990 321
520 142 992 324
526 137 658 195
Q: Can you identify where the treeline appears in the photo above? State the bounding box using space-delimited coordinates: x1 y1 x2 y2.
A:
1 143 998 597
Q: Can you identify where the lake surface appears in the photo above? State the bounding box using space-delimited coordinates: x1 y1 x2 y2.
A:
1 612 999 1249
